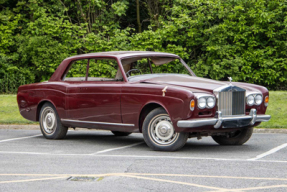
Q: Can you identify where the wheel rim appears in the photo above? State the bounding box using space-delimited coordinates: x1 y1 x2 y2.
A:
41 107 57 135
149 114 179 146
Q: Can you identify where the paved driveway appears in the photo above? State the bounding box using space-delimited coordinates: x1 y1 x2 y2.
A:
0 128 286 191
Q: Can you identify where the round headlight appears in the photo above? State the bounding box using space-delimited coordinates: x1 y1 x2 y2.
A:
207 97 215 108
247 95 255 106
198 97 206 109
255 94 263 105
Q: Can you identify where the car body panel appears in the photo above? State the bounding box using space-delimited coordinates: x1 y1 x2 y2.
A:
65 81 122 123
17 51 270 134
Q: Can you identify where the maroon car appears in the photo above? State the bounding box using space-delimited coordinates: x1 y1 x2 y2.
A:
17 51 271 151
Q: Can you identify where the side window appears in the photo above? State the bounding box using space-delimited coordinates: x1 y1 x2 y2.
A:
88 59 121 81
64 59 88 81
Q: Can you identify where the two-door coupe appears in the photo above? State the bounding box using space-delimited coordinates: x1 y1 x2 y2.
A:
17 51 271 151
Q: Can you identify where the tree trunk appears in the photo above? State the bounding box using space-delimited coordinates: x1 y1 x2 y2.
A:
136 0 141 33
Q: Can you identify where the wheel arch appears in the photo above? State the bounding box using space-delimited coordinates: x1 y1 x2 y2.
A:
138 102 169 133
36 100 57 121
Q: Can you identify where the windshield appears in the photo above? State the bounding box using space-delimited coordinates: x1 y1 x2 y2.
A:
120 57 193 81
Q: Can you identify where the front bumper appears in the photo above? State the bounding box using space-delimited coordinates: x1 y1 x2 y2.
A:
177 109 271 129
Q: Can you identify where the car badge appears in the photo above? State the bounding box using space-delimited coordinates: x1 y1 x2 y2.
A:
162 86 168 97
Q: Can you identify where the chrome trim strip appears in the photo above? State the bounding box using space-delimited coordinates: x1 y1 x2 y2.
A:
176 118 218 128
61 119 134 127
177 109 271 128
255 115 271 122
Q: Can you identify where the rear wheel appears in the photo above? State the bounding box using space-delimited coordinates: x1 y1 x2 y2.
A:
142 108 188 151
39 103 68 139
111 131 132 136
212 127 253 145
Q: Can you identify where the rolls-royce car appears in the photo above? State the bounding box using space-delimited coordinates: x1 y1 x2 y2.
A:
17 51 271 151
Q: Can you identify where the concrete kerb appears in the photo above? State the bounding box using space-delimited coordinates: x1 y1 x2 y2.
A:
253 128 287 134
0 125 39 130
0 125 286 133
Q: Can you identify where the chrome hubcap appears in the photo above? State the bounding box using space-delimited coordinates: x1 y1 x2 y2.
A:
42 107 56 134
149 115 179 145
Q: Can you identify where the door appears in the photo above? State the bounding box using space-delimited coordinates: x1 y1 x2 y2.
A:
63 58 123 124
66 81 122 123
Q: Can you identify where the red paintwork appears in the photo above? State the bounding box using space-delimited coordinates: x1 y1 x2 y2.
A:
17 51 269 133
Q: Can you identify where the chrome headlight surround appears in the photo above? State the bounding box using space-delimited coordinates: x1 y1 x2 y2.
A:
246 95 255 106
196 95 216 109
198 97 207 109
255 94 263 105
207 97 216 108
246 93 263 106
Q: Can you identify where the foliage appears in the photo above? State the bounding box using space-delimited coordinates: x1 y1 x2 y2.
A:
0 0 287 93
0 73 33 94
157 0 287 88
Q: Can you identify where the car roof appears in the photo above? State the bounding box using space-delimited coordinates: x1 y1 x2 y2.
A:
64 51 179 60
49 51 182 82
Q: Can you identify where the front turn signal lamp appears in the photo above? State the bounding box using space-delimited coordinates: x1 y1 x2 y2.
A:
190 100 195 111
264 96 269 107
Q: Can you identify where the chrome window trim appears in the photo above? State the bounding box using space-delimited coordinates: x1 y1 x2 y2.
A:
61 119 134 127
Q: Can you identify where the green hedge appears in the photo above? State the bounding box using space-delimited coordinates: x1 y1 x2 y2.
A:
0 0 287 93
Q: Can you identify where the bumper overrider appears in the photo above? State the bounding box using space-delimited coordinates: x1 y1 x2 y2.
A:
177 109 271 129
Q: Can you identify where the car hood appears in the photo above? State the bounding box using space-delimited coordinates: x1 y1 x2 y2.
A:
140 75 263 94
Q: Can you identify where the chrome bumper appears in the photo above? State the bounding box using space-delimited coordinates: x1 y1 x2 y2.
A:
177 109 271 129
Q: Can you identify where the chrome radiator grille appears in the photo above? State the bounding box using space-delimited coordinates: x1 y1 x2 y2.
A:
217 87 245 116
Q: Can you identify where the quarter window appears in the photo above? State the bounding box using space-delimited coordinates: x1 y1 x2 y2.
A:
64 59 88 81
88 59 119 81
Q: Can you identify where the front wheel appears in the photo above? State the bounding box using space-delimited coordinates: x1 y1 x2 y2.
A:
212 127 253 145
39 103 68 139
142 108 188 151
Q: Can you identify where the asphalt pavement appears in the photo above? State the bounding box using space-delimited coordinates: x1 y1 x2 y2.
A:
0 128 286 192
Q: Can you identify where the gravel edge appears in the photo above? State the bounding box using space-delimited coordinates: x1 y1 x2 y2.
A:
0 125 286 134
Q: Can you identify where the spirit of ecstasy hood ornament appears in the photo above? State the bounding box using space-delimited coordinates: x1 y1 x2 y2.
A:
228 77 233 84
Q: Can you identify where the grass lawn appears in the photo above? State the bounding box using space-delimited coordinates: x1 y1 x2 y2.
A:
0 95 37 124
257 91 287 128
0 92 286 128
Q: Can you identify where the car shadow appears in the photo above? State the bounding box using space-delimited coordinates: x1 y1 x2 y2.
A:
61 130 260 154
179 139 259 154
64 131 144 146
